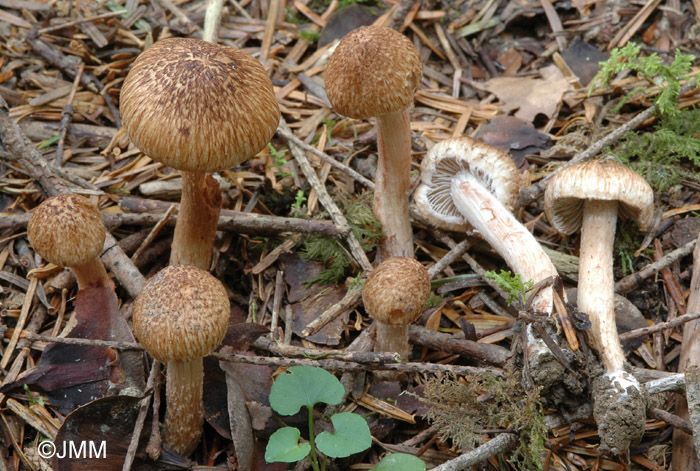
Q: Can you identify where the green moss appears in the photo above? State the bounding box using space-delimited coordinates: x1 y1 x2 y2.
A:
611 107 700 191
300 192 382 285
422 372 547 471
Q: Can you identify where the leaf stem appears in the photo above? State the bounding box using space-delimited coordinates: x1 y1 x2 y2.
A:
307 406 320 471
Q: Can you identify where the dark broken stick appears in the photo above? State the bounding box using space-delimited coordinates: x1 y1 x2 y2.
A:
119 196 345 236
616 238 697 294
26 34 122 127
54 62 84 166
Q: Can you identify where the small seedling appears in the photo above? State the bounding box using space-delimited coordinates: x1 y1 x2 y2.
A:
268 143 293 178
484 270 534 306
291 190 307 216
265 366 424 471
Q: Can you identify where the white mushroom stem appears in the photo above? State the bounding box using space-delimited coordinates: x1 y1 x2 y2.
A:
170 171 222 270
578 199 630 381
451 173 559 313
375 324 410 361
71 258 109 289
164 359 204 456
375 110 414 259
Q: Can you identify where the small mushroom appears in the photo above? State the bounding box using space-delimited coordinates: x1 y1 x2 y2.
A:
414 137 560 313
545 159 654 454
27 194 108 289
362 257 430 361
325 26 423 259
133 264 230 456
120 38 280 270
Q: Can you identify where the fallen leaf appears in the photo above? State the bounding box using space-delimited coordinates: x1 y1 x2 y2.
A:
474 115 551 166
487 65 571 122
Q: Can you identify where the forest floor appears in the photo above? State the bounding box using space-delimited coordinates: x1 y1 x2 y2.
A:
1 0 700 470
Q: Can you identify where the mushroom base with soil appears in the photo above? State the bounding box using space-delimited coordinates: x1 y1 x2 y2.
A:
592 371 646 454
164 358 205 456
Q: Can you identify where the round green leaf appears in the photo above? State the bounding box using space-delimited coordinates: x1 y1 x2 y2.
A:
371 453 427 471
316 412 371 458
269 366 344 415
265 427 311 463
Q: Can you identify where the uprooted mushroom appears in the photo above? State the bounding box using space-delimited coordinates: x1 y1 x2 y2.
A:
545 159 654 454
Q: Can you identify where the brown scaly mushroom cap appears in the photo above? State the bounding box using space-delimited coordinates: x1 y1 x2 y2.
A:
27 194 105 268
414 137 521 232
362 257 430 326
133 265 229 362
325 26 423 119
120 37 280 173
544 159 655 235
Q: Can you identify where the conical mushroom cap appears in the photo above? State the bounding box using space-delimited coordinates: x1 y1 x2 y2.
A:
544 160 655 235
120 37 280 173
325 26 422 119
362 257 430 326
414 137 522 232
27 194 105 268
133 265 230 363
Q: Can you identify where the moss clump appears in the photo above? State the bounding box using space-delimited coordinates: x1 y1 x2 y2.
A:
611 107 700 192
422 372 547 471
299 191 382 285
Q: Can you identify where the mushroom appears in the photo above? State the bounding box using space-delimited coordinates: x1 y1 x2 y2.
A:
414 137 560 313
120 37 280 270
132 264 230 456
362 257 430 361
545 159 654 454
325 26 423 259
27 194 108 289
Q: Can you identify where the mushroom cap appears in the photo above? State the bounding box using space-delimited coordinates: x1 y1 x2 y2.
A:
544 160 654 235
27 194 106 268
362 257 430 326
133 265 230 363
325 26 423 119
414 137 522 231
120 37 280 173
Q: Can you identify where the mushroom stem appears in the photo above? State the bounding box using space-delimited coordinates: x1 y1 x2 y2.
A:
170 171 222 270
578 199 626 374
71 258 109 290
164 359 204 456
375 110 414 259
451 173 559 313
374 323 410 361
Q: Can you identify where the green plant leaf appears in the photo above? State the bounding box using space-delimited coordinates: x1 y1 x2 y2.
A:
265 427 311 463
315 412 371 458
269 366 344 415
371 453 427 471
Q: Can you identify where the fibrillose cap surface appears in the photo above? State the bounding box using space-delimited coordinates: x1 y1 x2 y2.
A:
414 137 522 231
120 38 280 173
544 160 654 235
362 257 430 326
27 194 106 267
133 265 229 363
325 26 423 119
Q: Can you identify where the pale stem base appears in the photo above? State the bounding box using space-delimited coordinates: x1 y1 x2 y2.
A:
374 323 410 362
578 199 626 374
452 174 559 313
72 257 109 289
164 359 204 456
170 171 222 270
375 110 414 259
